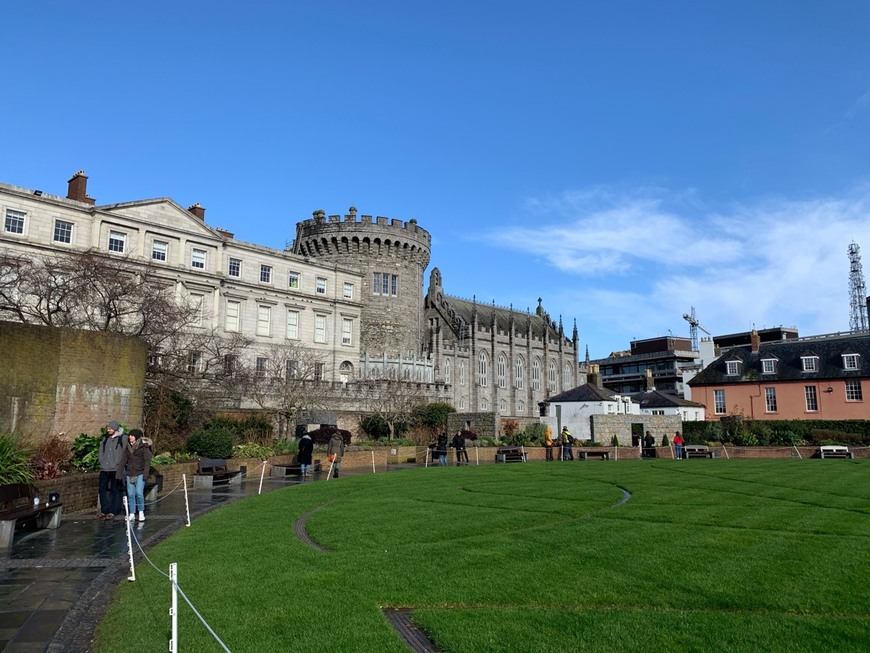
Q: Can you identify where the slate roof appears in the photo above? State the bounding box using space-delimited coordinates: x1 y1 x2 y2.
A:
688 332 870 386
546 383 622 403
629 389 704 409
438 294 566 341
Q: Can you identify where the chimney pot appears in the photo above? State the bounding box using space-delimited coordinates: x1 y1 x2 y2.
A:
188 203 206 220
67 170 95 205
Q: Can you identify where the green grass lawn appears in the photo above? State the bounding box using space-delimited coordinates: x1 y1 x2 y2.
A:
95 460 870 652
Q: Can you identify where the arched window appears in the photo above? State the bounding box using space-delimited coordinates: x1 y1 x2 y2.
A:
480 397 489 411
518 400 526 414
548 360 557 391
339 361 353 384
563 362 573 389
532 358 542 391
459 396 467 409
478 350 489 387
444 358 451 384
499 398 507 413
497 353 507 388
459 360 466 386
515 355 525 390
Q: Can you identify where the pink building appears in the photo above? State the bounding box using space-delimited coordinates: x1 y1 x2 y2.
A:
689 331 869 421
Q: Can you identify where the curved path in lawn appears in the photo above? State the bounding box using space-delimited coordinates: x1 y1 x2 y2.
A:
294 485 632 652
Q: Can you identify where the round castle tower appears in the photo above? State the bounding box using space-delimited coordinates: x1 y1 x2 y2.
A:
292 208 431 358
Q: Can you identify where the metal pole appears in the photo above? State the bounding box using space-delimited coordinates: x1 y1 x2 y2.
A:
182 473 191 527
124 496 136 582
258 460 266 494
169 562 178 653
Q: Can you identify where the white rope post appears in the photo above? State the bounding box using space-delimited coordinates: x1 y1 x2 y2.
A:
258 460 266 495
670 444 676 459
425 447 430 469
170 562 178 653
614 446 618 462
326 455 335 480
475 447 479 465
371 450 376 474
793 445 803 459
124 496 136 582
521 445 526 462
182 473 191 527
722 445 731 459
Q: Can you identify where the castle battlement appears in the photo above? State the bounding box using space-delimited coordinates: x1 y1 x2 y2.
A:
294 208 432 249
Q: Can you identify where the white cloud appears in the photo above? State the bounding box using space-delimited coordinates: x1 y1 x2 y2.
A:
487 184 870 354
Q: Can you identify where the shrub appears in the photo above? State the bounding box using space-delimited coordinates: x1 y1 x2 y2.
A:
272 438 299 455
151 453 176 466
32 435 72 479
661 434 670 447
186 427 234 459
233 442 274 459
70 432 104 471
611 435 619 447
307 426 352 446
0 432 35 485
360 414 391 439
411 402 456 430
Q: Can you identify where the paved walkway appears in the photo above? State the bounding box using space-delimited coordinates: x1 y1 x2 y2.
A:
0 468 313 652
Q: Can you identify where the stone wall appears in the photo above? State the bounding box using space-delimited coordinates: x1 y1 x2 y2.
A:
0 322 147 442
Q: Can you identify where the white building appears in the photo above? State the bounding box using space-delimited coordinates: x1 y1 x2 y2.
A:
539 383 639 441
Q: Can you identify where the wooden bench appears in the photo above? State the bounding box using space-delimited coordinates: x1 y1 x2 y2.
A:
579 450 610 461
818 445 854 459
0 483 63 550
495 447 527 463
193 459 242 488
684 445 714 459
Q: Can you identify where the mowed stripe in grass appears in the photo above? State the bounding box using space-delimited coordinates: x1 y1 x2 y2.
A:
95 460 870 652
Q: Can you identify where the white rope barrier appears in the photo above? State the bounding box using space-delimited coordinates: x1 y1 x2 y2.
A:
170 562 178 653
143 479 185 506
123 496 135 582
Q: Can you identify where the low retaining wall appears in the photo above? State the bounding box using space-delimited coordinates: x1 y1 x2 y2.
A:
34 445 867 513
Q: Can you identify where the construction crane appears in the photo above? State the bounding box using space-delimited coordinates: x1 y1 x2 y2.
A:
683 306 710 352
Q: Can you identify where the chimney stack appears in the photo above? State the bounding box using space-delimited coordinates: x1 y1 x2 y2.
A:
750 329 761 353
587 363 601 387
67 170 95 205
188 203 206 221
644 368 655 391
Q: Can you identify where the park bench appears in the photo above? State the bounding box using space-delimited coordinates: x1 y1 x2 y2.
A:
0 483 63 550
579 450 610 461
684 445 714 459
817 445 854 459
193 459 242 488
271 458 322 478
495 446 527 463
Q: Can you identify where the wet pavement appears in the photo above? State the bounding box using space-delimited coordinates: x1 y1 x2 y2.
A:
0 468 313 652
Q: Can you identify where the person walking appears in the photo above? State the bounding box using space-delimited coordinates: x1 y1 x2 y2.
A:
97 420 125 519
327 432 345 478
544 425 555 461
643 431 656 459
452 430 469 466
560 426 574 461
673 431 684 460
297 432 314 477
436 432 449 466
119 428 153 522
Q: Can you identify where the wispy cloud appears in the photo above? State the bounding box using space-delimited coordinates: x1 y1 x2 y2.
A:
487 184 870 354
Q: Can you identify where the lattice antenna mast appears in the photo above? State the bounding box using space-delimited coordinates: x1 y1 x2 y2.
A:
848 242 869 332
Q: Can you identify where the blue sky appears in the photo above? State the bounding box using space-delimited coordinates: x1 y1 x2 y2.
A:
3 1 870 357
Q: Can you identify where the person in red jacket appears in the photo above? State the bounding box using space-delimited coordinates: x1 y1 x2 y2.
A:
673 431 685 460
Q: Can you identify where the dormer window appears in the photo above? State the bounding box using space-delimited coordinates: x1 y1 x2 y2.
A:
726 360 741 376
801 355 818 372
843 353 860 371
761 358 778 374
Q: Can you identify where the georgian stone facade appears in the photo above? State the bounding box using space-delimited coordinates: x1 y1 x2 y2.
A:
1 171 580 422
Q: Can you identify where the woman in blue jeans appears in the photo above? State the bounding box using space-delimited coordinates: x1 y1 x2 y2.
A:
119 428 153 522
